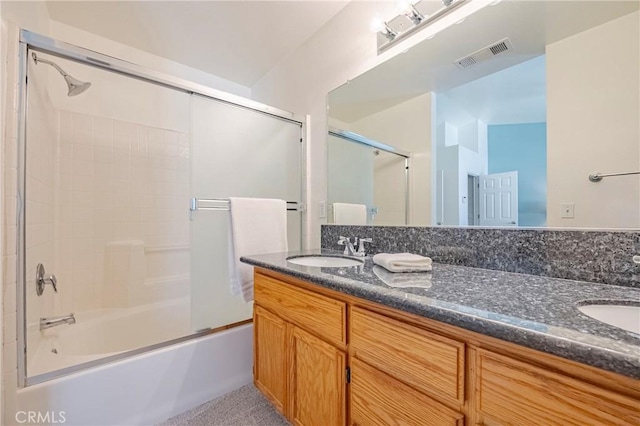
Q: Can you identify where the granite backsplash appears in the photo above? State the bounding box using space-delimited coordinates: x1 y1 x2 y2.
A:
321 225 640 288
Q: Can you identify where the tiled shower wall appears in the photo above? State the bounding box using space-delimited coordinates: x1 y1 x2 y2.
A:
54 110 191 314
23 58 57 354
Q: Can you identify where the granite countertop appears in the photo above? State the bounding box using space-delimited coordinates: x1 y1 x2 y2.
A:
241 249 640 380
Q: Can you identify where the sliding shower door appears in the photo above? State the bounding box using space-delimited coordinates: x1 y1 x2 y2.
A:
190 95 302 331
21 43 303 385
22 49 194 381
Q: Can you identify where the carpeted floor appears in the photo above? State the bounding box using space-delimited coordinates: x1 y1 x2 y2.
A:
158 384 290 426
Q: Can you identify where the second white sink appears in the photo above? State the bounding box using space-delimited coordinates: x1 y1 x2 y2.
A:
578 303 640 334
287 255 363 268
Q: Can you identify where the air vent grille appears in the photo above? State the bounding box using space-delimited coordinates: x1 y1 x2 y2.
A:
489 41 509 55
454 38 513 69
456 57 477 68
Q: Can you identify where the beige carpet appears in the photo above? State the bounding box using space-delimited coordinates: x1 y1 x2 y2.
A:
158 384 289 426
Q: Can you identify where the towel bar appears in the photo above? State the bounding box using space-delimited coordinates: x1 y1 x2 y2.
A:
588 171 640 182
190 198 304 212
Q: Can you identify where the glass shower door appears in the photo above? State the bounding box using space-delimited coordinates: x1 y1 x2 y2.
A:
22 49 195 381
190 95 302 331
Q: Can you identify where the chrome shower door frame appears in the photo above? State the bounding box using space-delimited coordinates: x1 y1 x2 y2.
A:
16 29 307 387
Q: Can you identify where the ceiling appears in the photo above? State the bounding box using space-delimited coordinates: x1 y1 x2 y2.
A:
328 0 639 123
46 0 349 87
438 55 546 126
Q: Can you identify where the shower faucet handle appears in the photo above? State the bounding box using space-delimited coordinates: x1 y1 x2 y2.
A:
36 263 58 296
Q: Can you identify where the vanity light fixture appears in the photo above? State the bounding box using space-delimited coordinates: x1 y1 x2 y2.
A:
370 16 398 40
396 0 425 25
373 0 474 54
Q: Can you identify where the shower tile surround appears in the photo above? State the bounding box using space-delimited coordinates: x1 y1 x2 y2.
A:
56 110 191 313
321 225 639 288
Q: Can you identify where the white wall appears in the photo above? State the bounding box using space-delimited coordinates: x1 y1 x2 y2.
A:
252 0 455 246
435 93 489 226
49 21 251 99
546 11 640 229
350 93 434 225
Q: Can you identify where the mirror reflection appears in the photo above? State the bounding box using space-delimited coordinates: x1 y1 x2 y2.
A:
327 0 639 229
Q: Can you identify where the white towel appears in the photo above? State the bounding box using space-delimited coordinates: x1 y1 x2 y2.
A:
228 197 288 302
373 266 432 289
372 253 433 273
333 203 367 225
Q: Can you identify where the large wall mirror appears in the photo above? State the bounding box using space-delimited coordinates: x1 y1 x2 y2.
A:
327 0 639 229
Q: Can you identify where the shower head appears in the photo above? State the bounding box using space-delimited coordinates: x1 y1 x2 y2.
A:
64 75 91 97
32 52 91 97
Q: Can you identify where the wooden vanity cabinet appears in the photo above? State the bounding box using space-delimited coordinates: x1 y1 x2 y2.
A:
253 272 347 425
253 306 287 413
253 269 640 426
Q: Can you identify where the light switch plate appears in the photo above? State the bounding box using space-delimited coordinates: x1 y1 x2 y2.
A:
560 203 575 218
319 201 327 219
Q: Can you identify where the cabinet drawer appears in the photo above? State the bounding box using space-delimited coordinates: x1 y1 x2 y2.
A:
350 307 465 404
255 272 346 347
351 357 464 426
477 349 640 426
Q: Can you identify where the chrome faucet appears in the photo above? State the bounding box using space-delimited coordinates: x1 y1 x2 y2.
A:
338 236 372 257
40 314 76 330
356 237 372 256
338 236 357 256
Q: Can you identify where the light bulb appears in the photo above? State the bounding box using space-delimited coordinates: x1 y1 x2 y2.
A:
369 15 386 33
395 0 411 14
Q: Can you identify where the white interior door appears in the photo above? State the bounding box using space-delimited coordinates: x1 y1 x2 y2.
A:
479 171 518 227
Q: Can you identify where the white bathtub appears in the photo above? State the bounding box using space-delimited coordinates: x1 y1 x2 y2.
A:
16 299 254 425
29 297 192 377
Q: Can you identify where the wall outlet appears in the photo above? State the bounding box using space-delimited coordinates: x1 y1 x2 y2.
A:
560 203 575 219
319 201 327 219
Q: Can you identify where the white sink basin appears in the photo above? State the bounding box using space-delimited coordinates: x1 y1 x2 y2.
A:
287 255 363 267
578 303 640 334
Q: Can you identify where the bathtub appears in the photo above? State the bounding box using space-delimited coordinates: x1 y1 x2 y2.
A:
29 297 192 377
16 298 254 425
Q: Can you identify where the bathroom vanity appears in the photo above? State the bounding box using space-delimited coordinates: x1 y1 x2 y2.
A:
242 251 640 426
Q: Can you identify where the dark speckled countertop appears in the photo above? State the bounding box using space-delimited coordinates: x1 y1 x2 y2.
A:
241 249 640 380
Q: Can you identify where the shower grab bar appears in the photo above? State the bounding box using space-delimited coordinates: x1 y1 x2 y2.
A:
588 171 640 182
190 198 304 212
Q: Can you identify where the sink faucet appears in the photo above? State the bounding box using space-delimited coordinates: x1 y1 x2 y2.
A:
40 314 76 330
338 236 357 256
338 236 372 257
356 238 372 256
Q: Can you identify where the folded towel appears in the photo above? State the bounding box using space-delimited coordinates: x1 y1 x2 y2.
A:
372 253 433 273
333 203 367 225
228 197 288 302
373 266 432 289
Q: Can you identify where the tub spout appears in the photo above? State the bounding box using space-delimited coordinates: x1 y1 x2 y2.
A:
40 314 76 330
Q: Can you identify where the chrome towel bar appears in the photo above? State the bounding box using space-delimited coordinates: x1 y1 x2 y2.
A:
588 171 640 182
190 198 304 212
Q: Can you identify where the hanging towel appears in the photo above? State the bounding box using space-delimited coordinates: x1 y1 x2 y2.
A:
372 253 433 273
373 266 432 289
228 197 288 302
333 203 367 225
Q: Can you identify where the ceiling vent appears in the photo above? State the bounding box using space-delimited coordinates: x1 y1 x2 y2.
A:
454 38 513 70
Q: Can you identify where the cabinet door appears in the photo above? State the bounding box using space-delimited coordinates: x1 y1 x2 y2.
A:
254 306 287 413
350 357 464 426
289 326 346 426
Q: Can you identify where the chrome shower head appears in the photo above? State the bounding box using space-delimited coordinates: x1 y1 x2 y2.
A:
32 52 91 97
64 75 91 97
